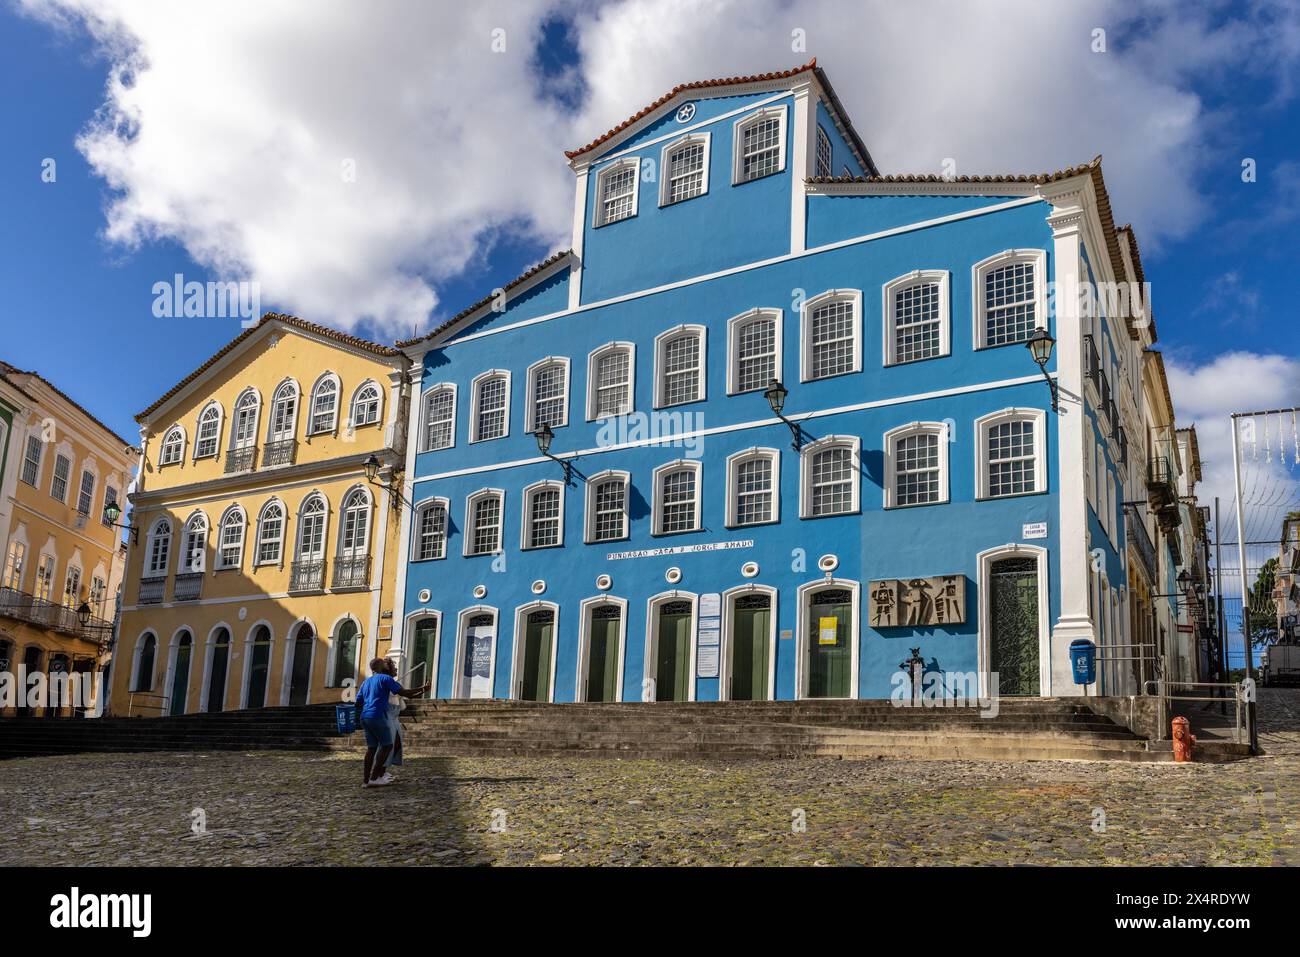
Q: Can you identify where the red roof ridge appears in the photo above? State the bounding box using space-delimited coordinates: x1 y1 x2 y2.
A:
565 59 818 160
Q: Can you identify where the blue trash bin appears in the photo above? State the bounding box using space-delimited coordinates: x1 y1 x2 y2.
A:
335 703 357 735
1068 639 1096 686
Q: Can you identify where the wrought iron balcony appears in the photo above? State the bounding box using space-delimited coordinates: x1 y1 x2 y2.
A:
331 554 371 589
173 572 205 602
1126 517 1157 583
138 577 166 605
289 560 325 592
0 586 115 643
263 439 297 467
1146 456 1177 508
223 446 258 473
1083 334 1101 386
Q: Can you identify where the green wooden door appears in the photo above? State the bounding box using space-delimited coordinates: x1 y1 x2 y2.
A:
333 620 358 689
730 594 770 700
169 633 192 715
289 626 313 706
989 558 1040 695
585 605 621 702
655 600 692 702
247 626 270 708
519 610 554 701
807 590 852 698
410 618 438 698
207 630 229 713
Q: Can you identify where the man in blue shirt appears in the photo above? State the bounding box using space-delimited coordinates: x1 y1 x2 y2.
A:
355 658 429 787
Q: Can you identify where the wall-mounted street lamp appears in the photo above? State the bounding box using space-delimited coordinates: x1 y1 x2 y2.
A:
764 380 803 451
533 423 573 484
101 500 138 545
363 454 414 514
1025 328 1059 412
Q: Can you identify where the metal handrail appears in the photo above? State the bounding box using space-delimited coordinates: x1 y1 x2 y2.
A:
127 691 168 718
1142 679 1250 745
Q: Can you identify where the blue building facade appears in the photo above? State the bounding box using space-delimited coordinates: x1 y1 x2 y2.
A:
391 61 1141 703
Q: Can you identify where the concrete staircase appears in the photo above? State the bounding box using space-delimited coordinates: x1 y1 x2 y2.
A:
0 697 1244 763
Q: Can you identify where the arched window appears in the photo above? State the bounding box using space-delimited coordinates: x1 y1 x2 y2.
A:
659 133 710 206
295 495 327 561
337 488 371 558
464 489 504 556
800 290 861 381
727 308 781 395
194 402 222 459
179 512 208 572
145 519 171 577
525 358 569 433
800 436 860 518
732 106 786 184
217 506 246 569
309 375 340 435
883 270 950 365
423 385 456 451
727 448 780 527
159 427 185 466
413 499 449 561
268 380 298 443
521 481 564 549
255 500 285 565
652 460 702 535
350 381 382 428
586 342 635 420
654 325 705 407
593 157 639 227
976 408 1047 500
584 471 629 543
132 632 156 691
884 422 950 508
471 371 510 442
972 249 1046 349
230 389 260 450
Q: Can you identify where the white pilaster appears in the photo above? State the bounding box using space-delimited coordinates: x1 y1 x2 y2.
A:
789 86 812 254
386 363 423 663
568 165 589 310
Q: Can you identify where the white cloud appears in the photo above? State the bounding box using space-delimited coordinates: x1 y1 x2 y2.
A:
20 0 1300 336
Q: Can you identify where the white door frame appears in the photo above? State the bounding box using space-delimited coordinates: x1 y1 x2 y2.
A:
162 625 194 715
454 605 498 699
197 621 233 713
239 620 273 709
510 600 559 701
719 583 778 701
976 543 1050 698
279 617 317 706
575 595 627 702
643 590 698 702
794 578 860 700
402 609 442 695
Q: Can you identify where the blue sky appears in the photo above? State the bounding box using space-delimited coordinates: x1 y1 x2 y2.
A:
1 0 1297 517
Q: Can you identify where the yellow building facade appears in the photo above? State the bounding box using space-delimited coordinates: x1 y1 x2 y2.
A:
109 315 410 717
0 361 134 716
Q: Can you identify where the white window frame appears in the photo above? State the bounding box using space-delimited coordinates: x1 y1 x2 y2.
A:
882 269 951 366
255 499 286 567
726 308 783 396
308 373 341 436
971 248 1048 350
216 505 247 570
975 408 1047 500
75 467 96 516
585 342 636 421
658 132 711 207
584 469 630 544
144 519 171 579
348 380 384 430
726 447 780 528
524 356 570 434
422 382 457 451
731 105 787 185
411 496 450 562
469 370 511 443
799 435 861 519
592 157 641 227
799 289 863 382
295 493 330 562
229 388 261 451
520 479 566 550
651 459 703 536
267 380 299 443
178 511 208 573
883 421 951 509
653 324 707 409
194 401 223 459
464 488 506 557
336 486 373 559
159 427 185 467
815 125 832 178
49 452 71 502
20 434 42 486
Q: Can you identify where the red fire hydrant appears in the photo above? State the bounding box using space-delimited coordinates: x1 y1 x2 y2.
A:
1172 716 1196 763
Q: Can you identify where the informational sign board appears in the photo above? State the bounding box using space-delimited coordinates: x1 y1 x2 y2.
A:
818 616 838 645
1022 522 1049 540
869 576 966 627
697 594 722 678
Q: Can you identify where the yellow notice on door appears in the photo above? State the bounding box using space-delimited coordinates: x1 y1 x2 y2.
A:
818 616 838 645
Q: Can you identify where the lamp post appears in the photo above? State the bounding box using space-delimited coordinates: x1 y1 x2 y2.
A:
764 380 803 451
76 601 92 627
533 423 573 484
101 500 138 545
363 454 413 513
1025 328 1059 412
